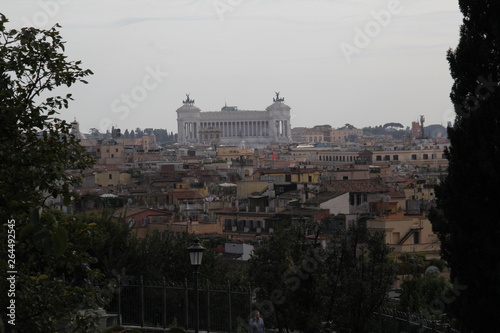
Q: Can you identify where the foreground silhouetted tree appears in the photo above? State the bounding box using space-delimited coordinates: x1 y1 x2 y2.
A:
0 17 93 215
0 14 99 331
248 220 396 332
398 272 454 321
429 1 500 331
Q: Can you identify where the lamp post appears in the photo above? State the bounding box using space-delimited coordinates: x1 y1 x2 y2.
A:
188 237 205 333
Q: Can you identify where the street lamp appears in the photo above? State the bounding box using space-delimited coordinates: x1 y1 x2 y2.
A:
188 237 205 333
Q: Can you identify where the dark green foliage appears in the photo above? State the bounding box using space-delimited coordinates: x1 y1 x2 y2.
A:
0 14 99 331
362 124 410 139
88 128 101 138
74 194 124 212
5 210 109 332
383 122 404 129
0 14 94 217
399 272 453 316
2 208 236 331
248 219 319 331
121 127 176 144
397 252 426 276
429 1 500 331
101 326 141 333
0 14 197 328
248 220 396 332
324 226 397 332
81 213 232 285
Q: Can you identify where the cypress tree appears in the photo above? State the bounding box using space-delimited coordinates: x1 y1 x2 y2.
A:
430 1 500 331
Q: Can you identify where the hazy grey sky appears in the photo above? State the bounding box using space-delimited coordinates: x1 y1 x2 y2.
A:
3 0 462 134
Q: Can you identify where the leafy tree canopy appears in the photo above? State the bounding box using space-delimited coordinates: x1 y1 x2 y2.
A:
248 219 396 333
0 14 97 331
0 14 94 216
383 122 404 129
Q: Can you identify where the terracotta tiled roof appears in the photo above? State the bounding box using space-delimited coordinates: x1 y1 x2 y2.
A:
254 167 320 175
402 179 416 187
325 179 388 193
384 175 408 184
112 207 170 219
386 187 406 199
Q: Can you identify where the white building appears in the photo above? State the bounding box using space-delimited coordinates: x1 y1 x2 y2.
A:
224 242 254 261
176 93 292 148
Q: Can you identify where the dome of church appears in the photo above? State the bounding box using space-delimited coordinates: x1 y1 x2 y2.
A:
70 119 87 140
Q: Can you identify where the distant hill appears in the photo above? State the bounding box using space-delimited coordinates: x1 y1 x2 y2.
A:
362 123 447 139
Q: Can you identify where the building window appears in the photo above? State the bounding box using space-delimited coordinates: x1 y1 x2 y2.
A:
376 156 382 161
411 154 417 160
423 154 429 160
116 148 119 152
384 155 390 161
393 155 399 161
413 231 420 244
343 176 349 180
393 232 400 244
108 174 112 180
